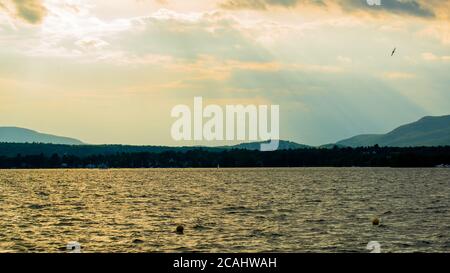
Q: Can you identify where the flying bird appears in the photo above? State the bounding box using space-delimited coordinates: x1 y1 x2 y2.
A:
391 47 396 57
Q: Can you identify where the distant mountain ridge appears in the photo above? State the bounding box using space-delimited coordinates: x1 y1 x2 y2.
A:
0 141 310 157
2 115 449 149
0 127 84 145
220 140 310 150
0 126 310 151
337 115 450 147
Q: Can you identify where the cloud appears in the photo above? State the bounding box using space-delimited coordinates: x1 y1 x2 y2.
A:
75 37 110 50
221 0 323 10
418 23 450 45
14 7 274 66
422 52 450 62
337 55 352 64
118 10 273 62
0 0 47 24
383 72 415 79
338 0 434 18
220 0 436 18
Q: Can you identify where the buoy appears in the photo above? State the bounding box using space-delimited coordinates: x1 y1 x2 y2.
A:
176 225 184 234
372 218 380 226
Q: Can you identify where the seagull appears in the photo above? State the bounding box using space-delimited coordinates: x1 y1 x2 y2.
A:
391 47 396 56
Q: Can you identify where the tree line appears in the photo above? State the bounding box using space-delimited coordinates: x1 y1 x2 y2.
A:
0 146 449 168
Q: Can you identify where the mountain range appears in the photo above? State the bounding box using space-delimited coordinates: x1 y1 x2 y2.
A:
1 115 449 149
0 127 84 145
336 115 450 147
219 140 310 150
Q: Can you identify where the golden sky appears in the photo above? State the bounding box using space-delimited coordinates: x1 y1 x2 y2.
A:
0 0 449 145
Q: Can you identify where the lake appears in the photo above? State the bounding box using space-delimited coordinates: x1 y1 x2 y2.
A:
0 168 448 253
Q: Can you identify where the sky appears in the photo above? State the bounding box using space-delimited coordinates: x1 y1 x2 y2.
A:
0 0 449 146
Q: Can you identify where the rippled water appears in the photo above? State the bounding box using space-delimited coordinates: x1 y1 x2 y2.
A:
0 168 448 253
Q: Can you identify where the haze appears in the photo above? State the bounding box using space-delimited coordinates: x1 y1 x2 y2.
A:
0 0 449 146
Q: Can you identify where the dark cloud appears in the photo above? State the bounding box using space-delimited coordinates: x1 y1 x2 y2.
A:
339 0 434 18
0 0 47 24
221 0 435 18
